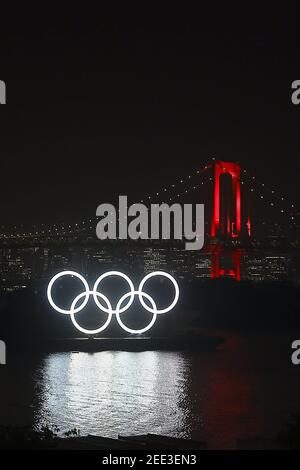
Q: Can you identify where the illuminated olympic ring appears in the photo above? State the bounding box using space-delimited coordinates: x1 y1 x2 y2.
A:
47 270 179 335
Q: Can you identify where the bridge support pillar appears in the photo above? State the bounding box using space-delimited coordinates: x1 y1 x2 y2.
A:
211 160 241 239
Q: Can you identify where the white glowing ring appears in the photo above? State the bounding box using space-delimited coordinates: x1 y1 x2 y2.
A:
70 291 113 335
93 271 135 314
116 291 157 334
138 271 179 314
47 270 179 335
47 270 89 315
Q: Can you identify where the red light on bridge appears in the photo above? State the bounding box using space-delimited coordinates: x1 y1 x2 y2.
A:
211 160 243 239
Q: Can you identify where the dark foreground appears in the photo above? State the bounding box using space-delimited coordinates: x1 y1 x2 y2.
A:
1 421 300 450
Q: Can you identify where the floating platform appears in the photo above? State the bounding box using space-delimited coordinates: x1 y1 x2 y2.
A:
43 335 224 352
10 334 224 353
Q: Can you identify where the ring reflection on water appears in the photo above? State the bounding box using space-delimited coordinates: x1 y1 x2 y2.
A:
1 332 300 449
36 351 193 438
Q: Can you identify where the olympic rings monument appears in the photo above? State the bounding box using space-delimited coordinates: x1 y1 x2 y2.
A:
47 270 180 338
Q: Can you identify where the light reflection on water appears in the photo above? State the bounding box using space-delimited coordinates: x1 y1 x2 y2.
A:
1 332 300 449
35 351 193 438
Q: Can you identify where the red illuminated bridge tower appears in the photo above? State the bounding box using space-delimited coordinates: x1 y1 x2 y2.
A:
211 160 251 239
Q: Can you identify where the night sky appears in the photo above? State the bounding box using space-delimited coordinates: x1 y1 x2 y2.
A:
0 10 299 225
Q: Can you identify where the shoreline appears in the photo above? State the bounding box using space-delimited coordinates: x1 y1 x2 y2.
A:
5 334 224 353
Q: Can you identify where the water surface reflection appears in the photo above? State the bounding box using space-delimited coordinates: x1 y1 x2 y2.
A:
36 351 193 438
1 333 300 449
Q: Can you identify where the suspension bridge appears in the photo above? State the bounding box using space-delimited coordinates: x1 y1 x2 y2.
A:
0 158 299 248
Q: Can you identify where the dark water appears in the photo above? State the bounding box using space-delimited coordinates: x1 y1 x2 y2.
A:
0 331 300 449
